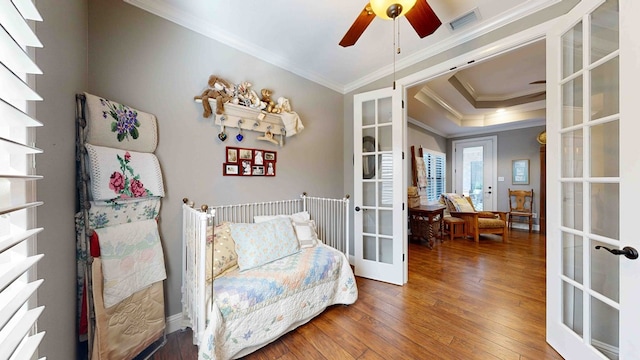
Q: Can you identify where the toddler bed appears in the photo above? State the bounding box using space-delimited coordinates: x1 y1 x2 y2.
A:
181 194 358 360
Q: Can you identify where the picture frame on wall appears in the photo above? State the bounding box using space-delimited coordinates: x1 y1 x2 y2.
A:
252 165 264 176
227 148 238 163
239 149 253 160
265 161 276 176
264 152 276 161
512 159 530 185
224 163 239 176
241 160 252 175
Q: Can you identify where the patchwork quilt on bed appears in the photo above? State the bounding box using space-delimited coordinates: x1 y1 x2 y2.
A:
198 244 357 360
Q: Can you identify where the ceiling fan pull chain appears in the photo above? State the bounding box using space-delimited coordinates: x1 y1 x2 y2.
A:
393 16 397 89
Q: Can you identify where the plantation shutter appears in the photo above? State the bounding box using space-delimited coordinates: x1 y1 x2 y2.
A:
0 1 45 359
424 151 445 203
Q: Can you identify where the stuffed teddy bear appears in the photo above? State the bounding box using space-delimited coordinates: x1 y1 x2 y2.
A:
194 75 234 117
261 88 280 113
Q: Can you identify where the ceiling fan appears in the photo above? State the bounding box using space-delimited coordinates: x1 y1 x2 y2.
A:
339 0 442 47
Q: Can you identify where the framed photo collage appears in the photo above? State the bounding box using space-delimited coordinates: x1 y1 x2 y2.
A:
223 146 276 176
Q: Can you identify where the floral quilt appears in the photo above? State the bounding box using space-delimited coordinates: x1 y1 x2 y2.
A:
198 244 357 360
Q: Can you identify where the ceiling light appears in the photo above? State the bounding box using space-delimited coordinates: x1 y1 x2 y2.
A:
496 109 506 113
370 0 417 20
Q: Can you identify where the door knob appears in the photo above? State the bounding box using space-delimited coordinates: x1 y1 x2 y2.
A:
355 206 361 212
595 245 639 260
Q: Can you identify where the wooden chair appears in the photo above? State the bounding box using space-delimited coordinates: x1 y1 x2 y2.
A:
441 194 508 243
507 188 534 232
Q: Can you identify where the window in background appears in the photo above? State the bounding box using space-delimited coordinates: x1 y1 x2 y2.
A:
423 150 446 203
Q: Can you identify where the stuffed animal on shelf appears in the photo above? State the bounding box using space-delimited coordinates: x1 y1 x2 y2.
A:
194 75 234 117
261 88 278 113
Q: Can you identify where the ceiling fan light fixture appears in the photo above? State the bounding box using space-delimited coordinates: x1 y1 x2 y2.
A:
370 0 417 20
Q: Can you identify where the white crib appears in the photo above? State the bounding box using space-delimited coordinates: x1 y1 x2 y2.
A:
181 193 351 348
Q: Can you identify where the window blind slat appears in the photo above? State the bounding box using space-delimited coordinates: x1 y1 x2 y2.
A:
0 279 43 330
10 331 45 360
0 254 43 292
0 202 43 217
0 306 44 360
0 174 43 181
0 27 41 75
0 137 42 155
12 0 43 22
0 99 43 128
0 228 43 253
0 2 42 48
0 64 42 102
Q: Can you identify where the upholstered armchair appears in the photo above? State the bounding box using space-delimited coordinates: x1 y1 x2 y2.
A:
441 194 508 243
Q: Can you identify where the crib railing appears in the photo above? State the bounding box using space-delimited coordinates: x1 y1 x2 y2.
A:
191 193 350 253
210 198 304 226
303 195 350 253
181 203 211 344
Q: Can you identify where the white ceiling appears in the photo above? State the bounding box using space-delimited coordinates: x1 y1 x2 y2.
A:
123 0 562 137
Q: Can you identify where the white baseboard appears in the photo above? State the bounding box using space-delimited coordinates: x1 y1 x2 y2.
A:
509 222 540 232
166 313 183 334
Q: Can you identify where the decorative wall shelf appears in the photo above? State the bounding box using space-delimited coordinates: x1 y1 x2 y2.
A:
195 100 288 136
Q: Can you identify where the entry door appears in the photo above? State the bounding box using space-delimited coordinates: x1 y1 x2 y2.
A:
546 0 640 358
353 87 404 285
452 137 497 210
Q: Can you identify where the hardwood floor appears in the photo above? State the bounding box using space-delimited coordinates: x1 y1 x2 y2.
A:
151 230 563 359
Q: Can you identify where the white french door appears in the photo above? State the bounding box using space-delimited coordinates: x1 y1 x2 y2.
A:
353 87 405 285
546 0 640 358
452 137 497 211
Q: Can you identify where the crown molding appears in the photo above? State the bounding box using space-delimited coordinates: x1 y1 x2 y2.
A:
407 117 448 138
124 0 345 93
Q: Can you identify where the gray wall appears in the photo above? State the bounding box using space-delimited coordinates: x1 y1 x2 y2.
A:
35 0 88 359
406 122 447 188
87 0 344 317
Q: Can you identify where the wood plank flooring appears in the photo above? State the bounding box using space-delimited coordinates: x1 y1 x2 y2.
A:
151 230 563 359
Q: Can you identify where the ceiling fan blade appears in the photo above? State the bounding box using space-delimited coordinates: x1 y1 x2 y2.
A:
405 0 442 38
529 80 546 84
339 4 376 47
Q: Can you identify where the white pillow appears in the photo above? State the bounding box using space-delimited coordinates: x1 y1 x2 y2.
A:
254 211 310 224
293 220 319 248
230 217 300 271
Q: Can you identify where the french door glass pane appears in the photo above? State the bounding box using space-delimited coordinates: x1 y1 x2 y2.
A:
378 97 392 124
562 21 583 78
562 182 583 231
591 239 620 301
363 210 376 234
591 57 619 120
379 237 393 264
462 146 484 210
378 210 392 236
591 183 619 239
563 282 584 336
562 232 583 283
590 120 619 177
562 130 583 178
362 100 375 126
562 76 584 128
590 296 619 360
363 182 375 206
378 125 392 152
363 235 376 261
591 0 619 64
